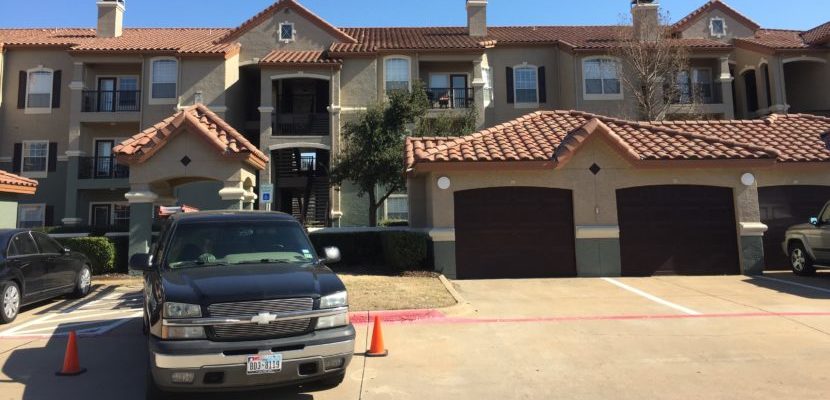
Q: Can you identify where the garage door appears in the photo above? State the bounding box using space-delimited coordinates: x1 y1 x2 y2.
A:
617 185 740 276
759 186 830 269
454 187 576 279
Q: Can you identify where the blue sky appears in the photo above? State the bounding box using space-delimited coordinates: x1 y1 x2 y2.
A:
0 0 826 31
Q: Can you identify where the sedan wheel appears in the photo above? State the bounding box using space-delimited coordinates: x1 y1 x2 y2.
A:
72 266 92 298
1 283 20 324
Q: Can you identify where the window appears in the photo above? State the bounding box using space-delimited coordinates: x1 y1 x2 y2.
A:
91 202 130 228
300 152 317 171
22 140 49 176
279 22 295 42
385 195 409 221
33 232 64 254
674 68 713 104
384 57 411 95
113 204 130 227
482 67 494 108
26 68 53 111
8 233 39 256
710 17 726 38
17 204 45 229
514 66 538 105
150 58 177 102
583 58 622 100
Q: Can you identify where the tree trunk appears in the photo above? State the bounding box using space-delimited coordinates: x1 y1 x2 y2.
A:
368 190 378 227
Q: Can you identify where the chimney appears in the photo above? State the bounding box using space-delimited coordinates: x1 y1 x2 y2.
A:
97 0 125 38
466 0 488 37
631 0 659 42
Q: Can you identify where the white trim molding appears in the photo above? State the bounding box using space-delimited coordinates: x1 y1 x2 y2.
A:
258 106 275 113
270 72 331 81
218 187 246 201
268 143 332 151
575 225 620 239
709 16 727 38
426 228 455 242
782 56 828 65
125 190 159 204
740 222 769 237
382 55 413 94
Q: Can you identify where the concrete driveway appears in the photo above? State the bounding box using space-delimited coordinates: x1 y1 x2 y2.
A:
1 272 830 399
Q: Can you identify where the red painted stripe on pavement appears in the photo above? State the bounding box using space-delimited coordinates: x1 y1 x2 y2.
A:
349 309 446 324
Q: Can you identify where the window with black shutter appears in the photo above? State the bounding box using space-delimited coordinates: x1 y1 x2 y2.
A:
506 67 514 104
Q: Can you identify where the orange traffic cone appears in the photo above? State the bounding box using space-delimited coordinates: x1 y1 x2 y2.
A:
366 316 388 357
56 331 87 376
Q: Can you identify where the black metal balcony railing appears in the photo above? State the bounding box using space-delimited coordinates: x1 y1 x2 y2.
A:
272 113 330 136
82 90 141 112
78 157 129 179
427 87 475 109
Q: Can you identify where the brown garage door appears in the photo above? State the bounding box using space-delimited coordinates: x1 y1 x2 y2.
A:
617 185 740 276
759 186 830 269
454 187 576 279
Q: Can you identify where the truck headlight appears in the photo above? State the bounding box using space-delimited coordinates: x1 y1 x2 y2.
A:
161 326 207 339
316 312 350 330
164 302 202 319
320 291 348 309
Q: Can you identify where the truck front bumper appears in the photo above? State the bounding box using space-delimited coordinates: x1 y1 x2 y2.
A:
149 325 355 391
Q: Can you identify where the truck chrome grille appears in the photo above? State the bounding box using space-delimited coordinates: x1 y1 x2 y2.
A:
208 298 314 340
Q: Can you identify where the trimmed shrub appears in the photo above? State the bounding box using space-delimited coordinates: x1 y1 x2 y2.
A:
48 225 93 234
379 219 409 227
380 231 429 271
57 237 116 275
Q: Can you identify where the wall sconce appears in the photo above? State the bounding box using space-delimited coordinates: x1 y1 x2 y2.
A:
437 176 451 190
741 173 756 186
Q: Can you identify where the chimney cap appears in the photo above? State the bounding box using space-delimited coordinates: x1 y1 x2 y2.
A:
631 0 657 5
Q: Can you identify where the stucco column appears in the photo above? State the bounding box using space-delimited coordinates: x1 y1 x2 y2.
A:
258 106 274 187
472 57 487 129
329 68 343 225
733 177 766 275
125 186 158 260
718 56 735 119
219 184 245 210
62 62 86 226
768 57 789 114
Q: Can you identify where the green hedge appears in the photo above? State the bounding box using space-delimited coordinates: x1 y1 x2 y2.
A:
56 237 116 275
309 230 430 273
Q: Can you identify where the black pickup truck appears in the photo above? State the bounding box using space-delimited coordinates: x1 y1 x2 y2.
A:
130 211 354 393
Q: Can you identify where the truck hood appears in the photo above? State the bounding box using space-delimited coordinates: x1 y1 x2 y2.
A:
787 223 816 232
159 263 346 306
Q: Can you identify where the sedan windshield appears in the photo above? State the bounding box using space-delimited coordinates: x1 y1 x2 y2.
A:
166 221 317 269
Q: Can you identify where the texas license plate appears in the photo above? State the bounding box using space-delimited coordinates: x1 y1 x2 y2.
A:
246 354 282 375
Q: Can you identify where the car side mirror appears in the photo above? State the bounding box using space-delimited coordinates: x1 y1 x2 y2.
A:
129 253 153 272
810 217 819 226
321 247 341 264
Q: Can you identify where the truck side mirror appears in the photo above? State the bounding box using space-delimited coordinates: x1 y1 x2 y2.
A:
129 253 153 272
810 217 819 226
322 247 341 264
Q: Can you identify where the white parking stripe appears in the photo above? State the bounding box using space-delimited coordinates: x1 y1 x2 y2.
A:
602 278 701 315
756 276 830 294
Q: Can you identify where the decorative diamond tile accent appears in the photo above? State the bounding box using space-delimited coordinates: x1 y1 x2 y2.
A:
589 163 601 175
180 156 192 167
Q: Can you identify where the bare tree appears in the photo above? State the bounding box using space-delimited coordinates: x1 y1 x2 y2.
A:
610 9 701 121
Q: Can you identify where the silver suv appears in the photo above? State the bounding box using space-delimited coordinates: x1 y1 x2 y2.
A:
784 201 830 276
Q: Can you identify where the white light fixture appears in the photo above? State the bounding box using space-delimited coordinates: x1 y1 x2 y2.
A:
437 176 451 190
741 173 756 186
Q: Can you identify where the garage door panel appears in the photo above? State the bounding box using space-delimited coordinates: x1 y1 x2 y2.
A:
759 186 830 269
617 185 740 276
454 187 576 279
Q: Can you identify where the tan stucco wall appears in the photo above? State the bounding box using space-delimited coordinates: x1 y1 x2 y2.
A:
340 58 378 108
0 49 74 157
180 57 228 109
679 8 756 43
413 134 830 231
569 53 639 119
235 9 341 62
483 47 560 123
0 49 5 109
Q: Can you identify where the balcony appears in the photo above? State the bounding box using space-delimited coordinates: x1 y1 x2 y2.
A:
82 90 141 112
426 87 475 109
78 157 129 180
272 113 330 136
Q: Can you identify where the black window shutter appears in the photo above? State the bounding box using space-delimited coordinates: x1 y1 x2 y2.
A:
48 142 58 172
51 70 62 109
506 67 515 104
17 71 27 109
45 206 54 227
12 143 22 173
538 66 547 103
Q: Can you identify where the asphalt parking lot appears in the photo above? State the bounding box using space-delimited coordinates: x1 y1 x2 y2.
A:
1 272 830 399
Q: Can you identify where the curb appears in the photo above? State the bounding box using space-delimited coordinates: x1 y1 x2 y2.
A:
350 309 446 324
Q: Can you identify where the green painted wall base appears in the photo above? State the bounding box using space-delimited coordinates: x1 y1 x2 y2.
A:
740 236 765 276
129 203 154 260
576 238 622 277
432 240 457 279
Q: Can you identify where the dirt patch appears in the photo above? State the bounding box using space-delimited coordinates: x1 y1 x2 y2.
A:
341 274 457 312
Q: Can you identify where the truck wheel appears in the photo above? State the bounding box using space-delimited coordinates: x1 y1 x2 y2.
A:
790 243 816 276
0 282 21 324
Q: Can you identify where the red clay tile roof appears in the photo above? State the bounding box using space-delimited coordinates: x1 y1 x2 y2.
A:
406 110 830 170
802 21 830 45
114 104 268 170
0 28 237 56
217 0 356 44
734 29 816 51
0 170 38 195
260 50 341 66
672 0 760 33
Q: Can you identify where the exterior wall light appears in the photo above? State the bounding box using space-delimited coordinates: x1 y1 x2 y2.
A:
437 176 451 190
741 173 756 186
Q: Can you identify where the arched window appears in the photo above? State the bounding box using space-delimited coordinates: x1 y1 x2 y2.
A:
582 57 622 100
26 67 54 112
150 57 178 103
513 65 539 105
384 56 411 95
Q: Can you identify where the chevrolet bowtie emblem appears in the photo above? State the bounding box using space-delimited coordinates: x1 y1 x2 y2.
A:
251 312 278 325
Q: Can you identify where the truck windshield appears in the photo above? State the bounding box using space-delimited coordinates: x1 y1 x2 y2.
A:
165 221 317 269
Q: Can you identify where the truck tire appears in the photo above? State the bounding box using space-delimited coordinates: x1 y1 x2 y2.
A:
789 242 816 276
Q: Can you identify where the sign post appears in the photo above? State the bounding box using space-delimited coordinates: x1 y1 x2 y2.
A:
260 184 274 211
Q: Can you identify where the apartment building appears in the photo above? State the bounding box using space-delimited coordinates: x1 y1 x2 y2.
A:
0 0 827 235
